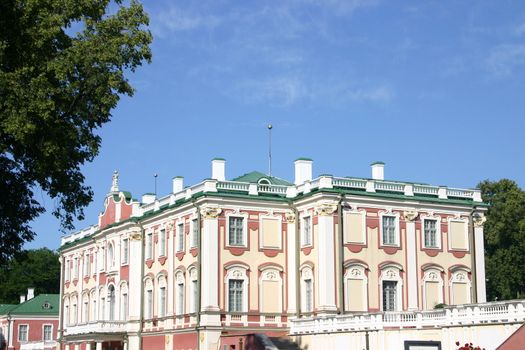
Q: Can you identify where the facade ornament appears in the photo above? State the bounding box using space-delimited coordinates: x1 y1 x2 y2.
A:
473 213 486 228
315 202 338 216
111 170 119 192
285 211 296 223
200 206 222 219
301 268 312 279
264 271 277 281
165 220 174 232
350 268 362 277
403 210 419 222
129 227 142 241
232 269 243 279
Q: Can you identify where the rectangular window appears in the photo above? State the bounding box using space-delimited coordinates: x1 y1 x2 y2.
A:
18 325 28 342
176 283 184 315
383 281 397 311
146 232 153 260
121 293 128 320
73 257 79 279
305 279 313 312
159 229 166 256
159 287 166 317
65 260 70 281
122 238 129 264
424 219 438 248
99 298 105 320
191 280 198 313
228 217 244 246
228 279 243 312
43 325 52 341
191 219 199 248
146 290 153 319
382 216 397 245
84 254 90 276
302 216 312 246
83 301 89 322
93 253 97 273
177 224 184 252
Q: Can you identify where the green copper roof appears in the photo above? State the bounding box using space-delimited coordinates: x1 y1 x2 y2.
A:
231 171 292 186
6 294 59 316
0 304 16 315
295 157 313 161
371 161 385 165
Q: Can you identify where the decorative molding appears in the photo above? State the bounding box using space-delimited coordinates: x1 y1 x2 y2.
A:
285 211 296 223
200 206 222 219
315 202 337 216
403 210 419 222
473 213 486 228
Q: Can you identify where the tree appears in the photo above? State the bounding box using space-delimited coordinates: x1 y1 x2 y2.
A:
0 0 152 264
479 179 525 300
0 248 60 304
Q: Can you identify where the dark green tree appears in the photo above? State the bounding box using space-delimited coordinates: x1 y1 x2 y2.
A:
479 179 525 300
0 248 60 304
0 0 152 264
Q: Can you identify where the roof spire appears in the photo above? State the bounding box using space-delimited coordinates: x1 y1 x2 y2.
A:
111 170 119 192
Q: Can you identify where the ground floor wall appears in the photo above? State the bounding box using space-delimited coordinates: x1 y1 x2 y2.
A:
292 323 523 350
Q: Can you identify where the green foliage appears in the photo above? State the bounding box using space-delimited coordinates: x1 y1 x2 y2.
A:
0 248 60 304
0 0 152 263
479 179 525 300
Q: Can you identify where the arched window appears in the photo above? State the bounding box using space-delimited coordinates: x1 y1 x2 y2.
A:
259 267 282 313
300 266 314 313
157 274 167 317
144 278 153 319
107 243 114 268
450 268 471 305
120 282 129 320
379 264 403 312
107 285 116 321
224 265 248 313
422 268 444 309
81 292 90 323
188 268 198 314
90 289 96 321
99 286 106 320
70 294 78 325
344 263 368 312
175 271 185 315
63 296 70 326
258 178 270 185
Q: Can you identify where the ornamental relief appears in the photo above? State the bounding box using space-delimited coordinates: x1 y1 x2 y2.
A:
403 210 418 222
473 214 486 228
262 270 279 281
189 269 198 280
175 273 184 284
301 268 313 279
382 268 400 280
231 269 244 279
285 211 296 223
425 271 440 282
200 206 222 219
315 203 338 216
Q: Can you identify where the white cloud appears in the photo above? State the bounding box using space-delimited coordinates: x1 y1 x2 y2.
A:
345 86 394 102
237 77 309 107
486 44 525 77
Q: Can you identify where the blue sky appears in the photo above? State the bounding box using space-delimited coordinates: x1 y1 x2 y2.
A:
28 0 525 250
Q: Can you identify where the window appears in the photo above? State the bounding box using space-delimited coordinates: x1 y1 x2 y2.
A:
228 280 243 312
65 259 70 281
93 253 97 273
302 216 312 246
108 285 116 321
382 281 397 311
73 257 79 279
84 254 90 276
100 296 105 321
18 325 28 342
424 219 438 248
191 280 198 313
146 232 153 260
191 219 199 248
121 292 128 320
344 265 368 312
177 224 184 252
382 215 397 245
176 282 184 315
159 229 166 256
107 244 114 268
83 298 89 322
146 289 153 319
228 217 244 246
43 325 52 341
304 279 313 312
159 287 166 317
121 238 129 264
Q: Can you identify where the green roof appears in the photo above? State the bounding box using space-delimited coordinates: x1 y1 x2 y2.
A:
295 157 313 161
371 161 385 165
6 294 59 316
231 171 292 186
0 304 16 315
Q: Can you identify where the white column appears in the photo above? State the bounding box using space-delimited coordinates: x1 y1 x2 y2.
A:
86 343 92 350
8 318 14 347
315 203 337 313
405 211 419 310
474 217 487 303
200 206 221 326
286 213 297 315
128 227 143 323
167 222 175 321
96 342 103 350
74 343 80 350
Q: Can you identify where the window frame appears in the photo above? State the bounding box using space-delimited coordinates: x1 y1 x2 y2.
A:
18 324 29 342
176 223 185 252
226 212 248 248
121 237 129 265
300 265 314 313
224 265 249 313
301 215 312 247
379 212 400 247
175 271 185 316
447 217 469 251
145 231 153 260
421 214 442 250
42 324 53 342
379 264 403 312
190 218 199 248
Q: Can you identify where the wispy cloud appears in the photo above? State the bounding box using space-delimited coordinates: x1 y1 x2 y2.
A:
486 44 525 77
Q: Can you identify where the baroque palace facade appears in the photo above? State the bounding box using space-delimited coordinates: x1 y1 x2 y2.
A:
58 159 492 350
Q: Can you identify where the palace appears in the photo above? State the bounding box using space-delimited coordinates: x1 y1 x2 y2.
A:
58 158 510 350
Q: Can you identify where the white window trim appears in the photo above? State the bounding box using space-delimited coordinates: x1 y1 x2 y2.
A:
300 266 314 313
175 271 185 316
421 213 442 249
379 211 400 247
300 213 313 247
343 264 368 312
176 222 185 253
145 230 153 260
90 289 96 321
18 324 29 342
121 236 129 265
70 294 78 325
449 269 472 305
83 252 90 277
224 265 249 312
225 211 248 248
259 214 282 249
379 265 403 312
343 208 367 244
189 267 198 313
259 267 283 312
42 324 53 342
157 274 167 318
144 277 153 319
422 268 444 309
190 214 199 248
159 227 167 257
447 217 469 251
119 281 129 320
81 292 89 323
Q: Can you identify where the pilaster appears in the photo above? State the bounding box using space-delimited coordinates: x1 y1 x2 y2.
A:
286 211 297 315
473 214 487 303
404 210 419 310
200 206 221 326
128 227 143 321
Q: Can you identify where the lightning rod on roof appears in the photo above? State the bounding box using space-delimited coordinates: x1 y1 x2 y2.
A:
268 124 273 177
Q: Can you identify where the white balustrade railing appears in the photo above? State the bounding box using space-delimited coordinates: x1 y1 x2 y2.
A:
290 300 525 335
375 181 405 193
217 181 250 192
333 178 367 189
447 188 474 198
257 184 288 195
413 185 439 196
64 321 127 335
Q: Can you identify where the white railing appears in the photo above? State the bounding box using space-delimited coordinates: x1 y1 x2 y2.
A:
64 320 127 335
447 188 474 199
375 181 405 193
413 185 439 196
61 225 98 245
217 181 250 192
290 300 525 335
333 178 367 189
257 184 288 195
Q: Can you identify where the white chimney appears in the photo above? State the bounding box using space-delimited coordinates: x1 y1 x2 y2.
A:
172 176 184 193
20 295 26 304
141 193 156 204
211 158 226 181
371 161 385 180
27 287 35 300
294 158 313 185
